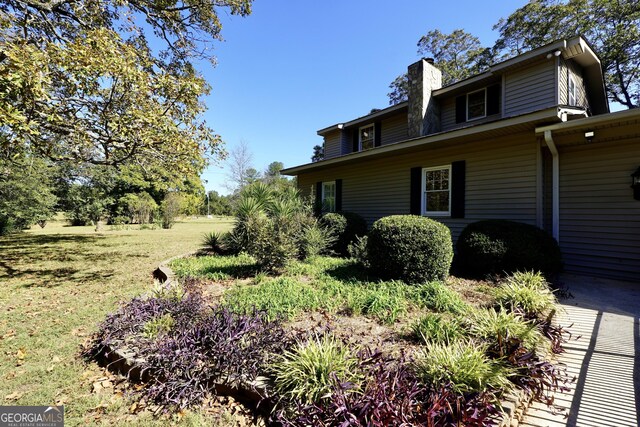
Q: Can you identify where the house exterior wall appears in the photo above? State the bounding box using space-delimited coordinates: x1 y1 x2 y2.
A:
298 131 538 242
504 59 557 117
323 130 341 160
558 137 640 280
380 114 408 146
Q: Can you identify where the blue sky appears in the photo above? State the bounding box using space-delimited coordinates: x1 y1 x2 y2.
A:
200 0 529 194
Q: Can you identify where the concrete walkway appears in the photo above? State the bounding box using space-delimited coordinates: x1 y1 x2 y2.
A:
521 274 640 427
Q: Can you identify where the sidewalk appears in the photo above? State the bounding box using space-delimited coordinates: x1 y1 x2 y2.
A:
520 274 640 427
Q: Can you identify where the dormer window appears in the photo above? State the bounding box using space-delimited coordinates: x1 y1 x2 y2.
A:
359 124 375 151
467 89 487 120
456 84 501 124
568 75 577 106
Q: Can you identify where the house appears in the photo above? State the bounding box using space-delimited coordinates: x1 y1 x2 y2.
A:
282 36 640 281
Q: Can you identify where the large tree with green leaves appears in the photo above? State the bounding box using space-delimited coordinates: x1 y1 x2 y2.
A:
0 0 252 175
493 0 640 108
388 29 492 104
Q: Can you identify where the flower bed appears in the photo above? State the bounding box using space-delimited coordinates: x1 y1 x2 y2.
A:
84 255 571 426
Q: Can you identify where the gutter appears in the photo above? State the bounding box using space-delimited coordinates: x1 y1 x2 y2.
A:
543 130 560 243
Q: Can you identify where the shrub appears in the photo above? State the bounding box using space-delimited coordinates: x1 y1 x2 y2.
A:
269 335 362 404
228 182 323 272
415 281 468 314
456 220 562 277
142 313 175 339
320 211 368 256
367 215 453 284
495 271 558 320
412 313 464 345
160 192 182 229
301 219 336 259
202 231 227 254
347 235 369 268
412 341 512 395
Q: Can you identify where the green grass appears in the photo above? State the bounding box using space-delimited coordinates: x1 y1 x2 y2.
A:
183 255 466 324
0 217 236 426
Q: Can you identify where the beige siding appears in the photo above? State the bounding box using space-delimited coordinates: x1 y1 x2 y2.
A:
440 96 457 131
380 114 408 146
559 138 640 280
298 132 538 242
323 130 341 159
504 60 556 117
440 93 502 132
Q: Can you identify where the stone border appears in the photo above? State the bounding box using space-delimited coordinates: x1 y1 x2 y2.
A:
105 251 544 425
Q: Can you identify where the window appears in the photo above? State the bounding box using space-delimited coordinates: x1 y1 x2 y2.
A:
422 166 451 216
359 124 375 151
568 75 576 106
322 181 336 212
467 89 486 120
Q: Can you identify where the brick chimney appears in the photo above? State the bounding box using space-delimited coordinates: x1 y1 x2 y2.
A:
407 58 442 138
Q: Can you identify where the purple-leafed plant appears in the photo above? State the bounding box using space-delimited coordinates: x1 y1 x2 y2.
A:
270 348 501 427
425 382 500 427
82 278 206 360
507 346 572 407
142 306 290 408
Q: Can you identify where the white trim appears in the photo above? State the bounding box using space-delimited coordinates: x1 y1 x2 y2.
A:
358 123 375 151
466 88 487 121
421 165 452 217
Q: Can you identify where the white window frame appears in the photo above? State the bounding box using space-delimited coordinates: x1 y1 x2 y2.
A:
421 165 451 216
359 124 375 151
568 75 577 106
466 88 487 121
321 181 336 213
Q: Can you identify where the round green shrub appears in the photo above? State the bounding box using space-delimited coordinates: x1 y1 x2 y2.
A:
366 215 453 284
320 211 368 256
456 220 562 277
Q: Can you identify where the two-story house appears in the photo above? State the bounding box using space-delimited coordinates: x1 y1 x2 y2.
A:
282 36 640 281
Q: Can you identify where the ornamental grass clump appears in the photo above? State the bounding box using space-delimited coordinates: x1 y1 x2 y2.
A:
495 271 558 320
415 280 468 314
412 313 465 345
469 308 548 358
269 335 362 404
412 340 512 395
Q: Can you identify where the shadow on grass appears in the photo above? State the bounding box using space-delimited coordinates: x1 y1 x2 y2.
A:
324 262 375 283
0 233 116 288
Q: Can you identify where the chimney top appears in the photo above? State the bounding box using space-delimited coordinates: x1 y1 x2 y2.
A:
424 57 435 64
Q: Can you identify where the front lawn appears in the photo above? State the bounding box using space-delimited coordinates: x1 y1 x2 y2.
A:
0 218 238 426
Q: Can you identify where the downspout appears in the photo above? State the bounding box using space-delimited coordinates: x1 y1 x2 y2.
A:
543 130 560 242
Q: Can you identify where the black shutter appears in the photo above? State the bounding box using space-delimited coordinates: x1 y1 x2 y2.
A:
451 161 466 219
335 179 342 212
487 84 501 116
410 167 422 215
352 129 359 153
374 121 382 147
315 181 323 216
455 95 467 123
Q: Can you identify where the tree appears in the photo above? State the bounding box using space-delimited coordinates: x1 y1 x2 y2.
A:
388 29 492 105
0 157 57 234
264 161 284 183
225 140 255 193
205 191 232 216
311 145 324 162
493 0 640 108
160 193 182 229
0 0 253 174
